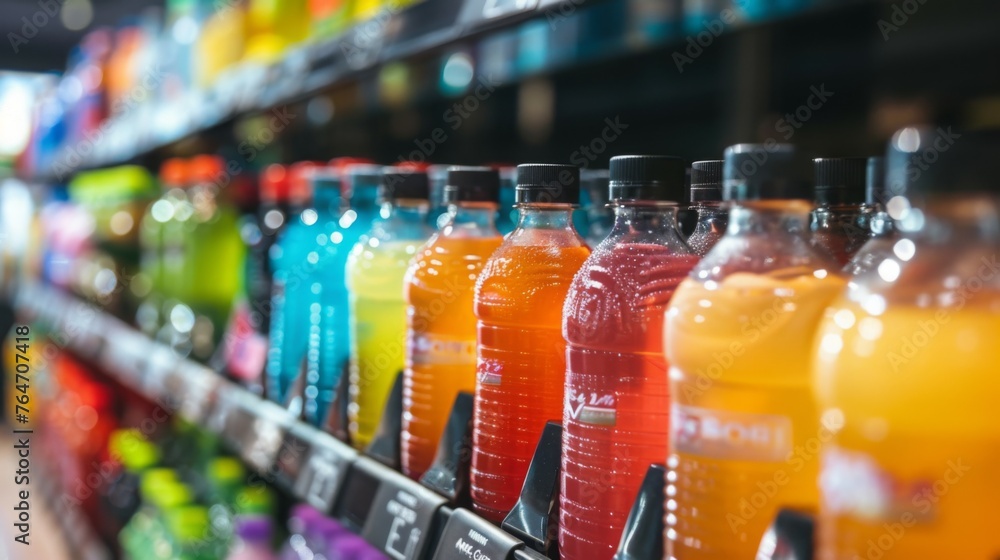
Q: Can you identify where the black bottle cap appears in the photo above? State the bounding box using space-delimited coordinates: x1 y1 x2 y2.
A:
608 155 686 202
690 160 723 202
723 144 813 201
886 126 998 199
381 167 430 202
866 156 887 206
813 157 867 205
515 164 580 204
444 166 500 204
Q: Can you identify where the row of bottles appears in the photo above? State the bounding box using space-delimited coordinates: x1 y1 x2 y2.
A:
122 125 999 560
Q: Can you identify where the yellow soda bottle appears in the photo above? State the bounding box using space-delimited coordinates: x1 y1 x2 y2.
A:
347 167 433 450
813 127 1000 559
664 144 846 558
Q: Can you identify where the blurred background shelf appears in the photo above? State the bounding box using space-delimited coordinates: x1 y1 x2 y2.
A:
8 0 1000 183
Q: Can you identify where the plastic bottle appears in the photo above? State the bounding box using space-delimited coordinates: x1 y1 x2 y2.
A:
685 160 727 257
810 157 877 266
347 168 433 450
227 517 276 560
581 168 612 246
663 144 846 559
402 167 503 479
812 127 1000 559
266 162 322 404
560 156 699 560
305 161 380 427
137 158 189 336
843 155 907 277
471 164 590 522
184 155 245 361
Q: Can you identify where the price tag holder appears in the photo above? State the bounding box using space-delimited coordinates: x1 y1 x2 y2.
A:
614 463 666 560
361 461 448 560
178 367 219 423
458 0 539 28
292 429 357 513
241 407 287 472
501 421 562 555
432 508 521 560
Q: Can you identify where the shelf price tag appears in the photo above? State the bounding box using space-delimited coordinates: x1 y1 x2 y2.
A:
362 468 448 560
176 365 218 423
293 430 357 513
431 508 522 560
243 413 285 472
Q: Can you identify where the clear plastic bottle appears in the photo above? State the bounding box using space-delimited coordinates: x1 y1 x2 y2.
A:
843 155 907 277
266 161 322 404
685 160 727 257
560 156 699 560
813 127 1000 559
810 157 878 266
305 161 380 427
347 168 433 450
403 167 503 479
664 144 846 559
471 164 590 522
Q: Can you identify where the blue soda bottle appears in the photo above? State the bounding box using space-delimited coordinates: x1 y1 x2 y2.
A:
304 162 382 426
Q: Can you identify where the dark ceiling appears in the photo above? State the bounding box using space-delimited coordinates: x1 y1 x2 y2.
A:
0 0 163 74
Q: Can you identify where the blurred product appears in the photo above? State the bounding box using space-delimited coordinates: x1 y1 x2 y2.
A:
471 164 589 522
305 161 380 427
402 167 503 479
810 157 877 266
581 168 612 246
347 167 433 450
664 144 845 558
813 128 1000 558
685 160 727 257
266 162 322 405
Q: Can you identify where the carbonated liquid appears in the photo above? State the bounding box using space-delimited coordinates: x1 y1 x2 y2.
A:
665 271 845 559
347 240 423 450
403 234 502 479
471 235 590 522
561 244 698 559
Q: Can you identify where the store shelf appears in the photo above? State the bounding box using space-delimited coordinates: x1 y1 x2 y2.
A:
25 0 895 182
9 281 577 560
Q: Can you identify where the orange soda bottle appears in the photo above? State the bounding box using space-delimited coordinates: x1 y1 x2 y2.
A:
402 167 503 479
471 164 590 522
664 144 846 558
813 127 1000 559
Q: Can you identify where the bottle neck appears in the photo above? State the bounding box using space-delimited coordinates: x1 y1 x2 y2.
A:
610 202 685 238
727 200 812 237
516 204 576 230
383 199 430 222
444 202 499 234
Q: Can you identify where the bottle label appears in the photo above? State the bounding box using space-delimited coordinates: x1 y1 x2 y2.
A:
820 446 969 524
477 359 502 386
565 389 616 426
409 333 476 366
672 404 793 462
